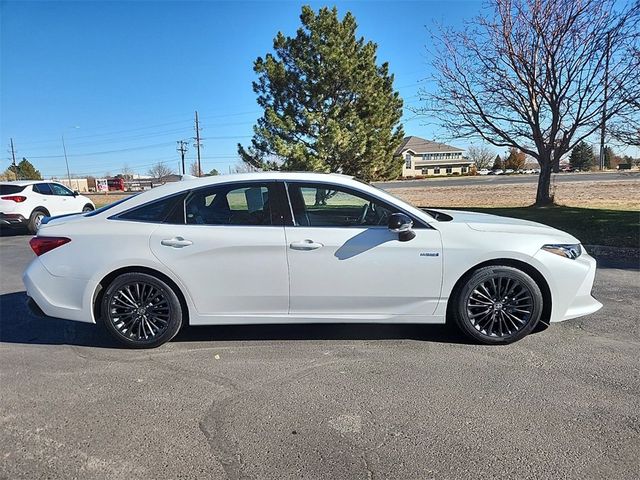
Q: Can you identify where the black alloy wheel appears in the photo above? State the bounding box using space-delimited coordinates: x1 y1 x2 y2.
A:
101 272 183 348
452 266 543 344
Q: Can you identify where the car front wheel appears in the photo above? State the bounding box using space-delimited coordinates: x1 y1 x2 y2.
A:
452 266 543 344
100 272 183 348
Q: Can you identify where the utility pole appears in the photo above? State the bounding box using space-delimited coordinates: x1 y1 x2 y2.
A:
599 31 611 171
194 110 202 177
9 138 18 179
61 135 72 188
176 140 188 175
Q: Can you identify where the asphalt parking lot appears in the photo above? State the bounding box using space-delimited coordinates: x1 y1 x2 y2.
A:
1 230 639 480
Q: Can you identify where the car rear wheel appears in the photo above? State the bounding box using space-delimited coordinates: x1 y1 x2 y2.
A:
27 210 46 234
100 272 183 348
452 266 543 344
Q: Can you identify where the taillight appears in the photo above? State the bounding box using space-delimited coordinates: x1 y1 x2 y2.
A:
1 195 27 202
29 237 71 256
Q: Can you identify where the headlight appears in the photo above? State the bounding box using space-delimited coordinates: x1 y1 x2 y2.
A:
541 244 582 259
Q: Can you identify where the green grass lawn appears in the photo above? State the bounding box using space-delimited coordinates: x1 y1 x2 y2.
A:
444 206 640 248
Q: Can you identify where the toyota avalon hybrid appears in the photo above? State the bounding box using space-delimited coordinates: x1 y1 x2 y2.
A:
23 172 602 348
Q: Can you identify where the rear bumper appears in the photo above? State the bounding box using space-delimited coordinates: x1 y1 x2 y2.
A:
23 258 94 323
26 296 47 318
0 213 27 227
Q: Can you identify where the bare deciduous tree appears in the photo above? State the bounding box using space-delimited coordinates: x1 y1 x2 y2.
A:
609 99 640 146
148 162 174 179
466 145 496 169
421 0 639 205
121 164 134 180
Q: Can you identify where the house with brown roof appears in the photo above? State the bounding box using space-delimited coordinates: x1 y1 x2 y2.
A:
396 136 472 177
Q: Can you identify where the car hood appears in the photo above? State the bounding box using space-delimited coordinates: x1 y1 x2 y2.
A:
432 209 580 242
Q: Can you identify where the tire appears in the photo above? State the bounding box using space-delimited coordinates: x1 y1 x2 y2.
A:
82 204 94 212
27 209 47 235
451 266 543 345
100 272 183 348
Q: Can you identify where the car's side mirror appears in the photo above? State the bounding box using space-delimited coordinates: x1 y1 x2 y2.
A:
388 213 416 242
73 190 79 196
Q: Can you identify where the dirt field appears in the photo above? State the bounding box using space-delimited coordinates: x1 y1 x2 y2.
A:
87 193 131 207
387 179 640 210
87 179 640 211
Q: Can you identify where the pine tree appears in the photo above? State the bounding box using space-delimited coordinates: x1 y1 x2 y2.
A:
238 6 404 181
492 155 503 170
10 158 42 180
569 141 595 170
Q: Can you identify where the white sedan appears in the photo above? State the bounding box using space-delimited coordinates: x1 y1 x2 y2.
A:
23 172 602 348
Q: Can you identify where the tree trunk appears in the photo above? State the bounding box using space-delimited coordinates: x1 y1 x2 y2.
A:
535 160 554 206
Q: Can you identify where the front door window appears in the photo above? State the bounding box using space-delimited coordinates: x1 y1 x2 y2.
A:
287 184 395 227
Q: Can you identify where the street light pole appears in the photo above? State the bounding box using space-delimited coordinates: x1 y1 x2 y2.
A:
61 135 72 187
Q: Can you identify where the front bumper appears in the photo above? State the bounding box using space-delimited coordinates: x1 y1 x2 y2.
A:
0 213 27 227
23 258 94 323
535 249 603 322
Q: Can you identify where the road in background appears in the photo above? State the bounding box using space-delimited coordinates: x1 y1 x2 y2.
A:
376 171 640 189
1 234 638 479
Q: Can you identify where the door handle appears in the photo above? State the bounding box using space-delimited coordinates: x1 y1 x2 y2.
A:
290 239 323 251
161 237 193 248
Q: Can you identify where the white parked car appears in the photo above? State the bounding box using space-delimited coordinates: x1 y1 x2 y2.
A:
477 168 491 175
23 172 601 348
0 180 95 234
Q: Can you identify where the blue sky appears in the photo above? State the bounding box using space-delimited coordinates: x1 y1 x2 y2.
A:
2 1 502 177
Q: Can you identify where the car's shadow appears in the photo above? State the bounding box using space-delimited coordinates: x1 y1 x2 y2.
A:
0 291 472 348
0 227 30 237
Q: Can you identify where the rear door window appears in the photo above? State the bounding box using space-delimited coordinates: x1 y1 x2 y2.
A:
32 183 53 195
185 183 281 226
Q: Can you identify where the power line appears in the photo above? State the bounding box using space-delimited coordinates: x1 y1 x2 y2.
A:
28 141 176 159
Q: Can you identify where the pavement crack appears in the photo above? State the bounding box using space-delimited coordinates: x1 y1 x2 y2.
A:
362 451 374 480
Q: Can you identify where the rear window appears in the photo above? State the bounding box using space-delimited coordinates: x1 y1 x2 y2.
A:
0 184 27 195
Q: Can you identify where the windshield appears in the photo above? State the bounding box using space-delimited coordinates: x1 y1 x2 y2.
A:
84 194 139 217
367 182 439 220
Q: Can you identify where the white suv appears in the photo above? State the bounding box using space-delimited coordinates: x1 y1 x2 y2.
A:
0 181 95 234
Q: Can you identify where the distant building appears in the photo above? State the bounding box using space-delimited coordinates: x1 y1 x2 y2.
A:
52 177 90 192
397 136 472 177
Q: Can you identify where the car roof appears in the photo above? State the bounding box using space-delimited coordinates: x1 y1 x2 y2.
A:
147 171 358 196
96 171 435 224
0 180 51 186
119 172 358 203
